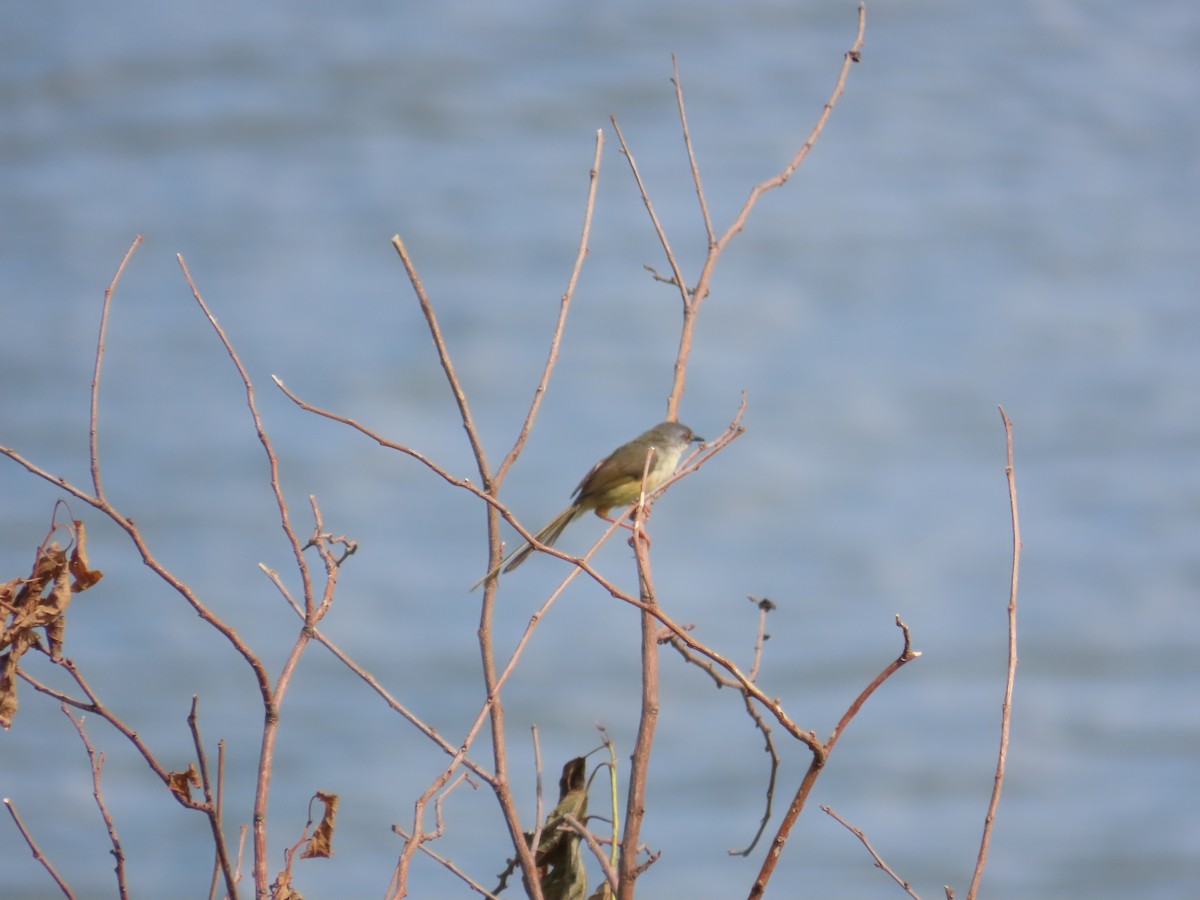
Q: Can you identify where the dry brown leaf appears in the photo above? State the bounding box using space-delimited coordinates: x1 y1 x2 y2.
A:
68 520 104 592
271 870 302 900
45 566 72 661
1 537 79 726
0 576 19 612
0 517 108 725
301 791 339 859
168 763 201 802
0 651 20 729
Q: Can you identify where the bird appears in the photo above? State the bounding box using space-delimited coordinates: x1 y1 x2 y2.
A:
472 420 703 589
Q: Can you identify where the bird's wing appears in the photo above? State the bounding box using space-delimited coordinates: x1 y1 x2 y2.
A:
571 444 646 502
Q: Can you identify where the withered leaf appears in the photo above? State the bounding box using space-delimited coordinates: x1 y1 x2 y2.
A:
271 870 302 900
0 651 20 730
168 763 201 802
1 536 79 725
45 566 71 661
301 791 339 859
0 576 19 611
68 520 104 592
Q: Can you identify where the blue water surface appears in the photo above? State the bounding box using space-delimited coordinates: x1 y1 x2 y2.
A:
2 1 1197 897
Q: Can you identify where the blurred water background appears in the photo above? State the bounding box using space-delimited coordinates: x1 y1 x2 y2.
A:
2 1 1198 897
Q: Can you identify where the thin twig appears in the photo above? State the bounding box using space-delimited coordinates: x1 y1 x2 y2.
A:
208 740 229 900
657 5 866 419
609 116 690 310
712 4 866 259
271 379 490 500
749 615 919 899
0 252 269 721
745 595 774 682
598 729 621 890
563 812 620 894
632 557 820 755
529 725 546 877
391 824 503 900
90 235 141 500
670 56 715 245
390 773 479 900
659 595 780 857
187 696 238 899
385 168 610 894
21 657 207 810
471 147 605 887
822 805 922 899
825 616 921 754
728 691 780 858
258 570 494 783
608 114 697 422
233 824 249 892
391 234 489 475
4 798 77 899
965 407 1021 899
494 129 605 487
0 444 269 706
61 707 127 899
178 255 312 898
177 255 312 613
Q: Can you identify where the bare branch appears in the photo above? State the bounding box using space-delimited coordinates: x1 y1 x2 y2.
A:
21 657 209 810
207 740 230 900
177 254 316 895
822 805 922 899
745 595 775 682
90 235 142 500
656 6 866 417
4 798 77 899
750 615 919 899
670 55 715 245
271 377 489 500
660 593 781 857
494 128 605 486
61 707 128 899
563 812 620 894
2 417 273 725
609 116 690 311
711 4 867 261
260 565 495 784
529 725 546 879
728 691 781 858
965 407 1021 899
825 616 921 754
597 729 621 884
617 460 663 899
187 697 238 899
379 142 610 897
177 255 313 614
390 823 502 900
390 235 489 477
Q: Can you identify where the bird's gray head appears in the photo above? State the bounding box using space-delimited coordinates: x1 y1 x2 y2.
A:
651 421 703 449
639 422 704 475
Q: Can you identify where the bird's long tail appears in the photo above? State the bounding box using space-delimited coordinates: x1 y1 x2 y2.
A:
469 505 583 591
